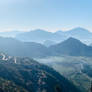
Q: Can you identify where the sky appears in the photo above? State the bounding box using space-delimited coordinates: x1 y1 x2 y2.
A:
0 0 92 32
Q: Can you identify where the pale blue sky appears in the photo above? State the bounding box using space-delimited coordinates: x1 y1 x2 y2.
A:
0 0 92 32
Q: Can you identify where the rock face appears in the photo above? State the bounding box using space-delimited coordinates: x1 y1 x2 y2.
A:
0 53 81 92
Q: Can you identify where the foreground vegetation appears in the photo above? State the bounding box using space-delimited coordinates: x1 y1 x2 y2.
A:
0 53 81 92
36 56 92 92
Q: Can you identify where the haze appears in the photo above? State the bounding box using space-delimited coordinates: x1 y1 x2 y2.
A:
0 0 91 32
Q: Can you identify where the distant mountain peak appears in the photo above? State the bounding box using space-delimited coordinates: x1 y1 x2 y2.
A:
66 37 80 41
70 27 89 32
74 27 86 29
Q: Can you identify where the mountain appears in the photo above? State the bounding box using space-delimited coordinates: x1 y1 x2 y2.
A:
49 37 92 56
16 27 92 44
0 37 49 58
24 42 50 57
56 27 92 38
55 27 92 44
0 27 92 44
16 29 65 43
43 40 56 47
65 27 92 39
1 37 92 58
0 53 81 92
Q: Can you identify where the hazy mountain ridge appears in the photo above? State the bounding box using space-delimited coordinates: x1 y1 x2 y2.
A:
55 27 92 44
49 37 92 56
56 27 92 37
0 27 92 44
16 29 65 43
0 37 49 58
15 27 92 44
0 37 92 57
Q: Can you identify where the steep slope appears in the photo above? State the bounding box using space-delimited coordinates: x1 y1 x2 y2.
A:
37 56 92 92
49 37 92 56
0 53 81 92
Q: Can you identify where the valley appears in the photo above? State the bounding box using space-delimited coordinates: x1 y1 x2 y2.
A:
36 56 92 92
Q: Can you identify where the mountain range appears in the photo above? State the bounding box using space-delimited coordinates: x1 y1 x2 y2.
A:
16 29 65 43
15 27 92 44
0 27 92 92
56 27 92 38
0 27 92 44
0 37 92 57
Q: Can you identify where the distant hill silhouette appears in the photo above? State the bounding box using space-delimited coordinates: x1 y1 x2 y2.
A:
15 27 92 44
0 37 49 58
55 27 92 44
16 29 65 43
0 37 92 57
49 37 92 56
